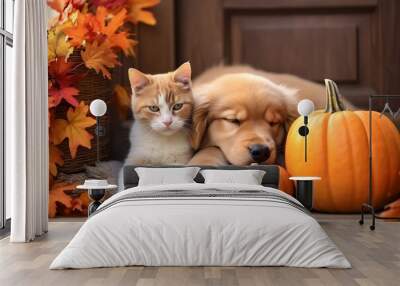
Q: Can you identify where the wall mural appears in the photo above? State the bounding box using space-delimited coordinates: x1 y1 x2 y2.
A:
47 1 400 218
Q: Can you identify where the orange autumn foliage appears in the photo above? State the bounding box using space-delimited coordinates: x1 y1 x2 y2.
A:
64 12 100 46
52 101 96 159
113 84 131 120
71 192 90 215
126 0 159 25
96 6 126 36
49 181 77 218
81 41 120 78
47 1 159 216
109 32 137 56
49 144 64 177
47 0 70 16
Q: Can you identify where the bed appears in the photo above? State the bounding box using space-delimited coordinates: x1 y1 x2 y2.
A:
50 165 350 269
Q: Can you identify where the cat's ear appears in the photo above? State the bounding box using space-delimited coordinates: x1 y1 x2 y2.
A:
173 62 192 90
128 68 150 94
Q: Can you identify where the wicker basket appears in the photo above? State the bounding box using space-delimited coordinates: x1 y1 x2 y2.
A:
56 49 112 173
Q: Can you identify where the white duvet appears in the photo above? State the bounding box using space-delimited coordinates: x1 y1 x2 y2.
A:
50 183 351 269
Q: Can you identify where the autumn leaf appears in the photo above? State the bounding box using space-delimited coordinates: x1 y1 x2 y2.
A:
94 7 136 56
71 192 90 215
48 58 79 87
48 58 81 107
52 102 96 158
49 86 80 107
96 6 126 36
70 0 86 10
49 144 64 177
127 0 159 26
81 41 120 79
64 12 100 46
48 22 74 62
108 32 136 56
91 0 128 10
47 0 70 15
114 84 132 119
49 181 77 218
49 94 57 109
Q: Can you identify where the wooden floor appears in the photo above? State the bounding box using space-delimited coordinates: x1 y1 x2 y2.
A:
0 215 399 286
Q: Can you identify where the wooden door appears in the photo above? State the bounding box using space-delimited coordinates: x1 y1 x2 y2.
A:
136 0 400 109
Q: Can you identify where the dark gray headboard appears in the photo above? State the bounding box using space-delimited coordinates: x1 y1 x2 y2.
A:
123 165 281 190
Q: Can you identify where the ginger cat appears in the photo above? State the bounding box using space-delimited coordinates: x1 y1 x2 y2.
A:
123 62 194 167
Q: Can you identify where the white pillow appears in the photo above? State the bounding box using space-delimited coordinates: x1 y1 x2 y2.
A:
200 169 266 185
135 167 200 186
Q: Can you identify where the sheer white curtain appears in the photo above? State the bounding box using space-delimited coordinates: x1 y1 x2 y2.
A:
7 0 48 242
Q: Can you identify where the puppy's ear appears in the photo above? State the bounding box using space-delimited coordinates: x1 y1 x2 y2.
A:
191 98 210 150
128 68 150 95
283 91 300 133
174 62 191 90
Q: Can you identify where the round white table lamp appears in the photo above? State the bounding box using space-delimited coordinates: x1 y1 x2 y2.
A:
298 99 315 117
89 99 107 162
90 99 107 117
297 99 315 162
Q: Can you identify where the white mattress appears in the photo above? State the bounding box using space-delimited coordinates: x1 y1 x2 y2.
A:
50 183 350 269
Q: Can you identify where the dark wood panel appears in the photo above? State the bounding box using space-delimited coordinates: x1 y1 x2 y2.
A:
223 0 378 9
231 21 358 82
137 0 175 73
176 0 224 76
377 0 400 94
135 0 400 108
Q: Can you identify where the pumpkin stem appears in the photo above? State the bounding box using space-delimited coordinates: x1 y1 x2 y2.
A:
324 79 346 113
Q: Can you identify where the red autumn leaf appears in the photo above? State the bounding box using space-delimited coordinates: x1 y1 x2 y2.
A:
91 0 128 10
49 95 57 109
48 58 80 107
49 86 80 107
48 57 79 87
47 0 70 15
70 0 86 9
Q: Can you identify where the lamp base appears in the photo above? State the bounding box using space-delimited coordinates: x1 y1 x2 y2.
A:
298 126 309 136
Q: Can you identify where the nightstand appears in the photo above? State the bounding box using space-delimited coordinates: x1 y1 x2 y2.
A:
77 180 117 216
289 176 321 210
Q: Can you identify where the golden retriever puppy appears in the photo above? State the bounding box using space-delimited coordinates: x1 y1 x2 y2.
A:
188 66 337 166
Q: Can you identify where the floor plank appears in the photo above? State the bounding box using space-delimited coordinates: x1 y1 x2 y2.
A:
0 215 399 286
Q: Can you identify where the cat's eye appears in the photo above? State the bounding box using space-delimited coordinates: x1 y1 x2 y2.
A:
225 118 241 125
173 103 183 111
148 105 160 112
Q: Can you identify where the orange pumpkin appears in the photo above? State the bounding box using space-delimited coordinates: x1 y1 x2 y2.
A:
285 79 400 212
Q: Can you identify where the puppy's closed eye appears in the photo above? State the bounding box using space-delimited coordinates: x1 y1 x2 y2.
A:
224 118 241 126
269 121 281 127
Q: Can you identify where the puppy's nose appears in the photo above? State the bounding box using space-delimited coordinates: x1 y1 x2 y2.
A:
248 144 270 163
